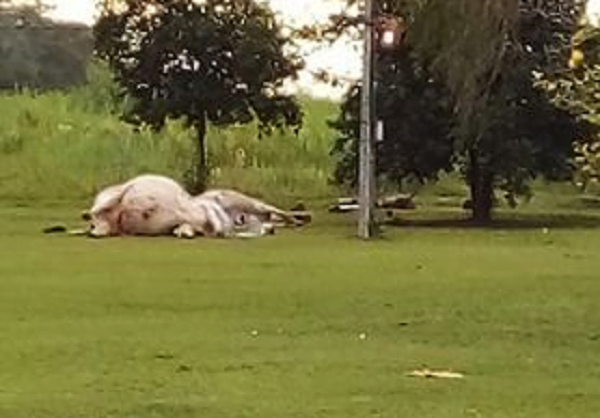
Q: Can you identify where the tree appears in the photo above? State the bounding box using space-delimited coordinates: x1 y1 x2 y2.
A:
329 45 455 190
94 0 303 193
453 0 593 219
309 0 591 221
539 24 600 189
0 1 93 90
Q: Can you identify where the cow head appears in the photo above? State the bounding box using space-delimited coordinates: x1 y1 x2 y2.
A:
81 207 122 237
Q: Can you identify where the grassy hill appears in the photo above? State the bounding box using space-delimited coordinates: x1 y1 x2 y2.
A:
0 90 339 204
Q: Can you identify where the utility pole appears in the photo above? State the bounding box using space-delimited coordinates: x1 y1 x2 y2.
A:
358 0 378 239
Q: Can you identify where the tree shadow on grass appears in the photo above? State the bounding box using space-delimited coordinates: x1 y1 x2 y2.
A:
384 211 600 230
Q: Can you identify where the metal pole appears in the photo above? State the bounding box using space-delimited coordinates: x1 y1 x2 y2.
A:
358 0 378 239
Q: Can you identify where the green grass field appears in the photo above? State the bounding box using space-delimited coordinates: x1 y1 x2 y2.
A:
2 204 600 418
3 85 600 417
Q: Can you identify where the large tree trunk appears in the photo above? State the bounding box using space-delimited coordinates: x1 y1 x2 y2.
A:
468 149 494 223
190 117 208 194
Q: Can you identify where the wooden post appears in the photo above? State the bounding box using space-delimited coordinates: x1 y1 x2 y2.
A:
358 0 379 239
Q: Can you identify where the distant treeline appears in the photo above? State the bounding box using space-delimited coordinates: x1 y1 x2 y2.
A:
0 3 93 91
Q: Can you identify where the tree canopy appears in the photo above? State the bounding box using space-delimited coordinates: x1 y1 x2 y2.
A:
0 1 92 91
540 23 600 189
329 45 455 190
311 0 593 221
94 0 304 192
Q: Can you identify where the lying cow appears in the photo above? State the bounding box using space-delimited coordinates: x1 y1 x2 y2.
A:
82 174 228 238
81 174 295 238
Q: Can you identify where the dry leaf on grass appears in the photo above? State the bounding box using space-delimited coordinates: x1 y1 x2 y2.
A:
407 369 465 379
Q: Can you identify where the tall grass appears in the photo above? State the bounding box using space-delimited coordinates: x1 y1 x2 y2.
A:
207 99 337 202
0 89 339 203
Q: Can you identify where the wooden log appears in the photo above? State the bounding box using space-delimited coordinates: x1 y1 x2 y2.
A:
329 194 416 213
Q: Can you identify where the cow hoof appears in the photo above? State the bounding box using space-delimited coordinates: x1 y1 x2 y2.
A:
174 224 195 239
262 223 276 235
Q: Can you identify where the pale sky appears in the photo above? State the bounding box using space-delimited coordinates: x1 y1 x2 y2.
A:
30 0 600 98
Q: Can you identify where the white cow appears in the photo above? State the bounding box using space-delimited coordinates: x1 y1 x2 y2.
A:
82 174 291 238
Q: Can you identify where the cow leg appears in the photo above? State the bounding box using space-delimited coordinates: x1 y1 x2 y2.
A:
199 190 302 228
201 204 233 238
240 197 302 226
184 198 235 238
232 213 275 237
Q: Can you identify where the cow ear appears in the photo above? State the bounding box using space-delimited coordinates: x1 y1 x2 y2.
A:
81 211 92 221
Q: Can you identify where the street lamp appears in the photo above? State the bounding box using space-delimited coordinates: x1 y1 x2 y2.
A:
358 2 405 239
377 15 406 50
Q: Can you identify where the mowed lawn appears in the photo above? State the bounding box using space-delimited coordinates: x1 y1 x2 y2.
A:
1 205 600 418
